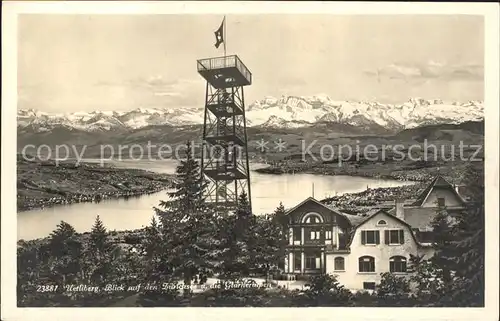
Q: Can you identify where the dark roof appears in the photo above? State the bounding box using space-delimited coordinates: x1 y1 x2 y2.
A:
286 197 353 224
412 175 466 207
346 209 423 248
285 197 323 215
373 199 417 208
388 207 440 231
340 212 366 226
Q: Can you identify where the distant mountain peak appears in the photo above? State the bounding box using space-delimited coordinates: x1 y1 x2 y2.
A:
17 96 484 133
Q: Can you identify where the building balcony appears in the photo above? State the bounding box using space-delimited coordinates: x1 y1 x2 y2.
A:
197 55 252 89
303 239 324 246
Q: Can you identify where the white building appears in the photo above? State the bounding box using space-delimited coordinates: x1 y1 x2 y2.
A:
283 175 467 291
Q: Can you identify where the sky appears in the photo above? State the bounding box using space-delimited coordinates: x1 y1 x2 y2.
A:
17 14 484 113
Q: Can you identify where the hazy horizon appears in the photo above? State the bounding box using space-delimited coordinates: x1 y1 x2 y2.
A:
18 14 484 113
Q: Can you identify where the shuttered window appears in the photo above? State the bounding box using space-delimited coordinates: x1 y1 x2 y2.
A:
361 230 380 245
384 230 405 244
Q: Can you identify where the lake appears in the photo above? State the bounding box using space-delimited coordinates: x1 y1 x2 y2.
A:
17 159 414 240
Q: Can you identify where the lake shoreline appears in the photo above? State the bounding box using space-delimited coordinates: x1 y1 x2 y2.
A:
253 160 459 183
17 159 173 213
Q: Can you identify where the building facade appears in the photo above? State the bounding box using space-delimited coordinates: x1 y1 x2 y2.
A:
283 175 467 291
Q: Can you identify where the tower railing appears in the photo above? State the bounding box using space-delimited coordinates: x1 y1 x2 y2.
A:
197 55 252 85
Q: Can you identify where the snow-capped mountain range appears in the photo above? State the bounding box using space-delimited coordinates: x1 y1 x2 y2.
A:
17 95 484 133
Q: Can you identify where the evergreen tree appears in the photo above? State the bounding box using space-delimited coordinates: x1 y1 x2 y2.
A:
219 192 254 279
90 215 110 254
84 216 117 292
159 140 206 216
449 165 485 306
235 192 254 251
47 221 82 283
430 209 456 282
137 215 179 306
271 202 288 271
49 221 77 255
142 215 162 261
272 202 288 234
155 141 218 293
251 215 283 277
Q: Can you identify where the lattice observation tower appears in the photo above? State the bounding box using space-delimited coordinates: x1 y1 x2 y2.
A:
197 55 252 213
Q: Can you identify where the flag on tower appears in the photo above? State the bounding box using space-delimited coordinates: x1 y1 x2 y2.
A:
214 18 225 49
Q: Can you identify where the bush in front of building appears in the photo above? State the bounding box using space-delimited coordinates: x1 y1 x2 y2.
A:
300 274 354 306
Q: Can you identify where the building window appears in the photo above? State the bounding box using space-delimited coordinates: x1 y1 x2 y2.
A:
390 256 407 273
385 230 405 245
303 213 323 224
294 253 301 270
361 230 380 245
309 230 321 240
325 230 332 240
293 227 301 242
363 282 376 290
377 220 387 226
437 197 445 207
305 228 321 241
358 256 375 272
334 257 345 271
305 252 321 270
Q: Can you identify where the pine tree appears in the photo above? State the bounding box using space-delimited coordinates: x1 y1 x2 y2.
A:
251 215 283 278
271 202 288 271
155 141 218 293
272 202 287 230
430 209 456 282
47 221 83 286
217 192 250 279
90 215 110 254
449 165 485 306
49 221 77 254
85 216 116 289
137 215 180 306
159 140 206 216
234 192 253 242
142 215 162 260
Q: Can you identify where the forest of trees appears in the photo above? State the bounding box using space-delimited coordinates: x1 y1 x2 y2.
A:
17 142 485 307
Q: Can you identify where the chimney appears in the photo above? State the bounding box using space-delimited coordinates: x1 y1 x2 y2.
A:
395 198 405 220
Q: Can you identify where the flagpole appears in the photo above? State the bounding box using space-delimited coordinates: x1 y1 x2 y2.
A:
223 15 227 57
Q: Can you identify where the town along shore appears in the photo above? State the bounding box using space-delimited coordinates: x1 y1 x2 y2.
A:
17 158 173 212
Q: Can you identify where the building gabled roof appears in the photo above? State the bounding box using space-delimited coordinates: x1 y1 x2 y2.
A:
285 197 324 215
345 209 425 248
412 175 466 207
285 197 360 227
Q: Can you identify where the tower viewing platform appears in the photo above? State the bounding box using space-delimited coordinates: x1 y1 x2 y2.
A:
197 55 252 89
